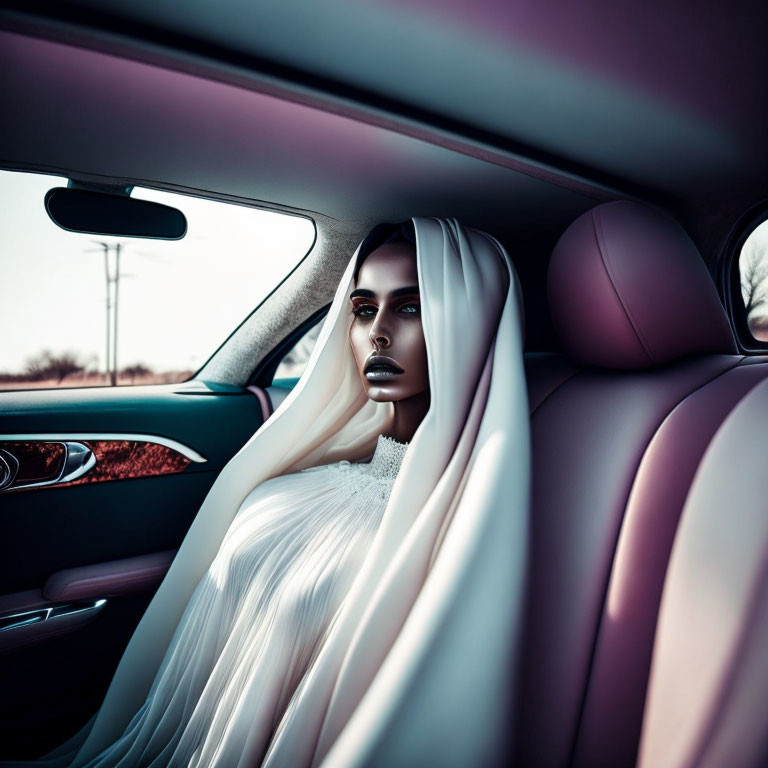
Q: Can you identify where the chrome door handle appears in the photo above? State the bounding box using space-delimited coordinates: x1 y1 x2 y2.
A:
0 441 95 492
58 441 96 484
0 448 19 490
0 598 107 633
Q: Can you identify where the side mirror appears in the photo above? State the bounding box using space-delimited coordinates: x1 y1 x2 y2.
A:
44 187 187 239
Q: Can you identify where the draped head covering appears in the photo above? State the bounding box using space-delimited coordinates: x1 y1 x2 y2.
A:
59 217 530 767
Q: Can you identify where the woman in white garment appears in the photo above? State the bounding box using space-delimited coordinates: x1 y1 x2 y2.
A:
2 217 530 768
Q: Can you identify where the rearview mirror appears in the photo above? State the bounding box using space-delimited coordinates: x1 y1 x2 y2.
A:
44 187 187 239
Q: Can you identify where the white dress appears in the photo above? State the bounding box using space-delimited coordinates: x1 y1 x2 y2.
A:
74 434 409 768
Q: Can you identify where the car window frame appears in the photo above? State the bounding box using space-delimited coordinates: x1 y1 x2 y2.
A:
720 199 768 353
0 169 320 392
251 303 330 388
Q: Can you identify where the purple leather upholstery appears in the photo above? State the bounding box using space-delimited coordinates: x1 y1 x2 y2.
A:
548 201 736 369
524 352 582 414
638 374 768 768
516 200 766 767
573 359 768 768
518 355 743 767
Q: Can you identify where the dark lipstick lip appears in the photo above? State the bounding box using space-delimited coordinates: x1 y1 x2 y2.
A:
364 355 405 374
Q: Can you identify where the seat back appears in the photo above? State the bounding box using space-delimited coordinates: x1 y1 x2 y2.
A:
637 368 768 768
515 201 768 768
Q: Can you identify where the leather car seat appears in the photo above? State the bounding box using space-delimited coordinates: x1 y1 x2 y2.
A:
637 351 768 763
517 200 768 767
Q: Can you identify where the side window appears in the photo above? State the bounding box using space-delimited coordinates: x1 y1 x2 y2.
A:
739 218 768 341
272 321 324 387
0 170 315 391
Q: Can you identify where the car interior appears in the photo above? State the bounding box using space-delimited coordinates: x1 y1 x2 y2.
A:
1 2 768 766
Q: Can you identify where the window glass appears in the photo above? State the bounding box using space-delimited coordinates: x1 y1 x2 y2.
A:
272 320 324 386
739 218 768 341
0 170 314 390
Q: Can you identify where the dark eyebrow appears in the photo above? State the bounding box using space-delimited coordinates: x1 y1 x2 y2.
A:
349 288 374 300
390 285 420 298
349 285 420 300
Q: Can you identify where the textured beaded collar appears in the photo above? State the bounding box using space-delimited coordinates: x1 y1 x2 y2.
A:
362 434 409 479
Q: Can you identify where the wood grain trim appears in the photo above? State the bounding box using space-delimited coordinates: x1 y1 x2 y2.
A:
0 438 196 491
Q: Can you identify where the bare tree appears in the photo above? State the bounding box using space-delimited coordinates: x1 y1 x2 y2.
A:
22 350 52 381
23 350 86 383
740 239 768 335
121 363 153 383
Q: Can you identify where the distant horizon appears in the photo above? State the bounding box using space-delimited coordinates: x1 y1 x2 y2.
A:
0 368 195 392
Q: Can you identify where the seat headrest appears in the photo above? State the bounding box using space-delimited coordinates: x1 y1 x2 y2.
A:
548 200 737 369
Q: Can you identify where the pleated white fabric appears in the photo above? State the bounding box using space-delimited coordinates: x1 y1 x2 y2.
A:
104 436 410 767
4 217 530 768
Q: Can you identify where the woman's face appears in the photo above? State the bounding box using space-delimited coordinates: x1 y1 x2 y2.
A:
348 241 429 402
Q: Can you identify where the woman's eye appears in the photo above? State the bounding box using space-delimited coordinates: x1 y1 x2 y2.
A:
399 303 420 315
352 304 376 318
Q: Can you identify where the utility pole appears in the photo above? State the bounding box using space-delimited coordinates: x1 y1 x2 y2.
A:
87 241 120 385
88 241 112 384
112 242 121 386
85 241 141 386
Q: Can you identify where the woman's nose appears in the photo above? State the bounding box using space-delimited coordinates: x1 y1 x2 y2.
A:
369 317 391 348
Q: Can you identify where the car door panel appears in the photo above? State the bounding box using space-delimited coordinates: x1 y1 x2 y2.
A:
0 381 264 758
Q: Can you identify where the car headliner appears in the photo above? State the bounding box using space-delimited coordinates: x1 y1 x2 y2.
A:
1 0 766 381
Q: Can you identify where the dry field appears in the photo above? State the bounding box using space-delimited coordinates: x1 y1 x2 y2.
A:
0 370 194 391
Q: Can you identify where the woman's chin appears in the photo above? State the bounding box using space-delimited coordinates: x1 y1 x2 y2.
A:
364 383 410 402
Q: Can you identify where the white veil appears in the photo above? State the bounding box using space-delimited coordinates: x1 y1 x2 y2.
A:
52 216 530 767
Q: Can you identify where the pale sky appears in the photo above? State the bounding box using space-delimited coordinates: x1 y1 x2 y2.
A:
0 170 315 374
